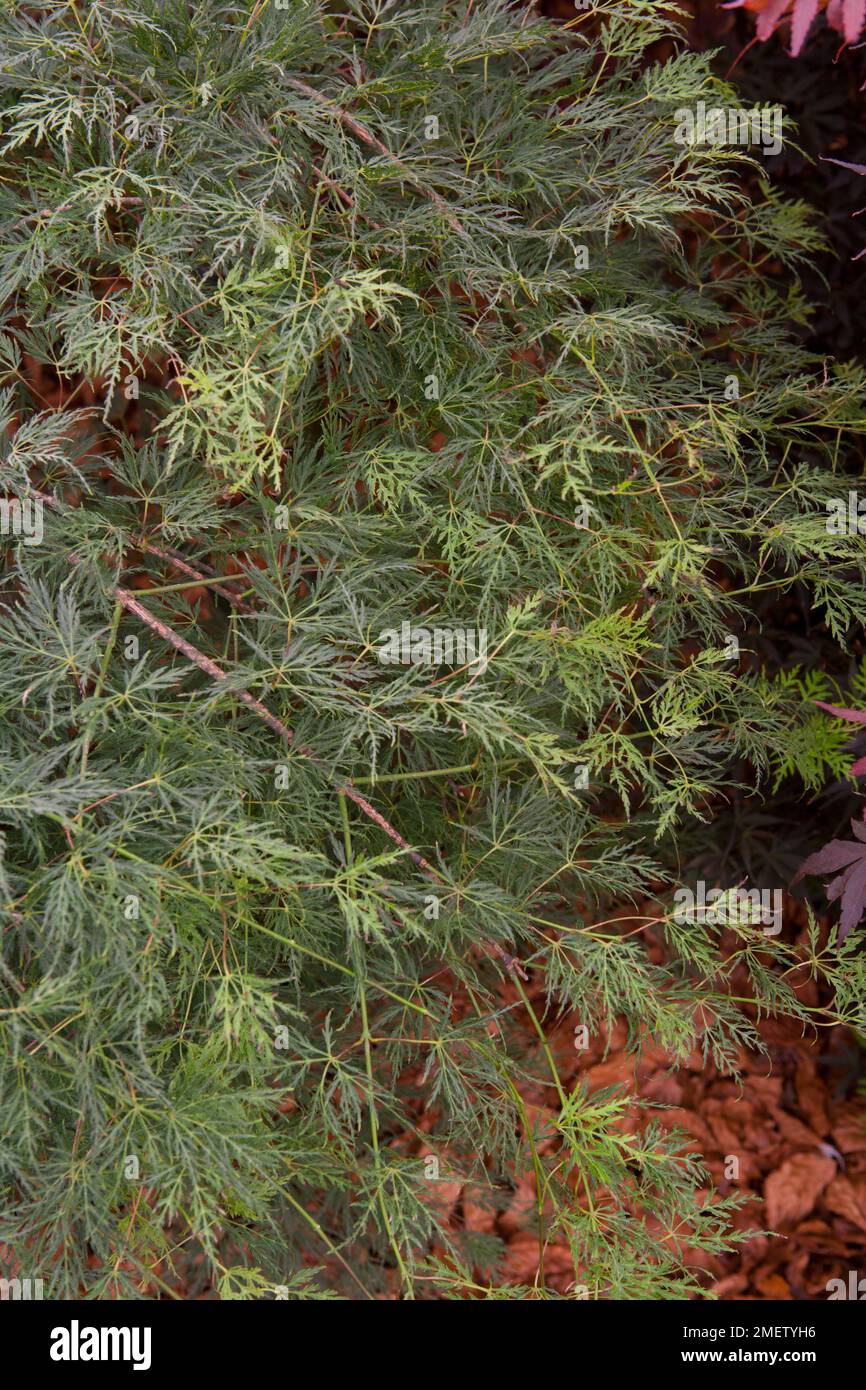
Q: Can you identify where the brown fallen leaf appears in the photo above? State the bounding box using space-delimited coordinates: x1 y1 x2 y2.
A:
583 1055 638 1091
743 1073 783 1105
417 1146 462 1221
711 1272 749 1297
462 1196 497 1234
500 1232 573 1286
497 1176 537 1237
764 1152 836 1228
823 1175 866 1232
656 1106 716 1150
640 1071 683 1105
770 1108 823 1148
755 1272 792 1299
832 1110 866 1155
795 1059 830 1136
702 1102 744 1152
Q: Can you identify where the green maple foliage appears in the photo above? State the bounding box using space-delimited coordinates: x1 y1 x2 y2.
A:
0 0 865 1299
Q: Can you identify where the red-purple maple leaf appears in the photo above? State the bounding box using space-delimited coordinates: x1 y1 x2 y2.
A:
793 818 866 940
813 700 866 776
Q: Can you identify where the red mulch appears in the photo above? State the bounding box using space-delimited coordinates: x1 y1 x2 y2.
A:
415 900 866 1300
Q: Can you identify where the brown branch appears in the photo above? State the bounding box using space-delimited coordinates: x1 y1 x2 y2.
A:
114 585 428 852
285 77 466 237
112 586 526 978
31 486 525 977
310 162 387 233
114 585 304 743
32 487 253 614
138 542 254 614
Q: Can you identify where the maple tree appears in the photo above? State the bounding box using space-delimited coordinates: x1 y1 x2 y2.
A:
1 0 865 1301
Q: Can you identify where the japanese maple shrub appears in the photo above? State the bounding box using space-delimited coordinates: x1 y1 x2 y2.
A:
0 0 865 1299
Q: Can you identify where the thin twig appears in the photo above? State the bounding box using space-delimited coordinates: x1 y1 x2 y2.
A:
114 585 302 743
138 541 254 614
33 486 525 976
32 487 254 613
111 586 526 977
285 77 466 237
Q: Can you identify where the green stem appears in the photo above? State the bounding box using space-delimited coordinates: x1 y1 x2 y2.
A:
339 791 414 1299
350 761 478 785
79 601 122 780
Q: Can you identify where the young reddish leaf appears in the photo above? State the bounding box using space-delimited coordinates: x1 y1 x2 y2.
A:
756 0 794 40
843 0 866 42
813 699 866 723
849 755 866 776
791 0 820 53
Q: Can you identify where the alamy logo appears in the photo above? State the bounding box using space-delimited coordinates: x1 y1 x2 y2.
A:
826 492 866 535
378 621 488 670
0 496 43 546
0 1276 43 1299
826 1271 866 1299
673 881 782 935
49 1320 152 1371
673 101 782 157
